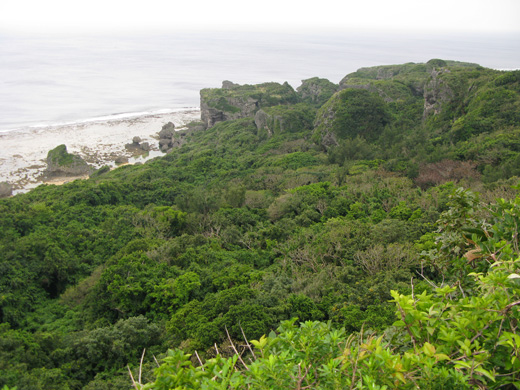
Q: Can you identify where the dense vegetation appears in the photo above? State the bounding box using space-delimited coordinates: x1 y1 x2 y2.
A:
1 60 520 389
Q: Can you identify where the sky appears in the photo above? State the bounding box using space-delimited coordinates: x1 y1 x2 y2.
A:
1 0 519 35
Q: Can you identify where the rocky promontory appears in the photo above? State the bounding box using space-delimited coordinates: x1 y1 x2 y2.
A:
200 81 298 129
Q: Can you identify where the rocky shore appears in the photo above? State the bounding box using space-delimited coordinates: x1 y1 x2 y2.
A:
0 109 200 195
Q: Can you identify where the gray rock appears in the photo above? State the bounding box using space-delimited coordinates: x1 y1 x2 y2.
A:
254 109 273 136
0 182 13 198
423 68 453 118
140 142 150 151
114 156 129 164
158 122 176 139
159 138 172 151
132 136 142 144
296 77 338 107
45 145 93 177
222 80 240 89
200 81 297 129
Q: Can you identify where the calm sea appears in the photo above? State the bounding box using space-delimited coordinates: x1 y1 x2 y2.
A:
1 30 519 132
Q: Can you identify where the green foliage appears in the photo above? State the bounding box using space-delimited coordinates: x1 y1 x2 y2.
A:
143 188 520 389
296 77 338 107
2 61 520 389
201 82 298 113
314 88 390 143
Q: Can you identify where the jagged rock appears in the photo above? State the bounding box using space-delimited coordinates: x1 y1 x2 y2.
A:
254 109 273 136
126 137 151 154
222 80 240 89
296 77 338 107
159 138 172 151
0 182 13 198
158 122 175 139
45 145 93 177
114 156 129 164
200 81 298 129
423 68 453 118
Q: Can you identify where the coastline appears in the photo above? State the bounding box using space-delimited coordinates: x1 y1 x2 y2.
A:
0 108 201 195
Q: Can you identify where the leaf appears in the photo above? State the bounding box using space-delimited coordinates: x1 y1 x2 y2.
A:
508 273 520 279
392 320 405 327
454 361 472 369
423 342 436 357
394 372 406 384
434 353 450 361
474 367 495 382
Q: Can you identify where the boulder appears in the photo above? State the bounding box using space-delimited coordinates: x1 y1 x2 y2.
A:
159 138 172 152
45 145 93 177
158 122 175 139
0 182 13 198
114 156 129 164
126 137 151 153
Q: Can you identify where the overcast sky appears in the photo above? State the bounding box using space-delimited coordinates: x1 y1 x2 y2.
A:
1 0 519 34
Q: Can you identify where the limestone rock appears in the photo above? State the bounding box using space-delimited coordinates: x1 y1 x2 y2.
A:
423 68 453 118
222 80 240 89
114 156 129 164
254 109 273 137
0 182 13 198
296 77 338 107
200 81 298 129
158 122 175 139
126 136 151 153
45 145 93 177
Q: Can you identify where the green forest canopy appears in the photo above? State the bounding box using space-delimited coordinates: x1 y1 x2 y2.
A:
1 60 520 389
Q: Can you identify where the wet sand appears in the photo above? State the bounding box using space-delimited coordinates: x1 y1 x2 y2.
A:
0 109 200 194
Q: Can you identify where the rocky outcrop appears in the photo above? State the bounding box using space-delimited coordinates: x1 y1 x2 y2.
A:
296 77 338 107
200 81 298 129
45 145 93 177
423 68 454 119
114 156 129 165
157 122 187 152
313 88 390 149
125 136 150 153
0 182 13 198
254 110 273 137
255 103 316 138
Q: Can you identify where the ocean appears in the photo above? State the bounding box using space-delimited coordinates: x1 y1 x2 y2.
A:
1 29 519 133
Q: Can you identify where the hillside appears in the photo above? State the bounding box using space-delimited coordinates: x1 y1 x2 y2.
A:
1 60 520 389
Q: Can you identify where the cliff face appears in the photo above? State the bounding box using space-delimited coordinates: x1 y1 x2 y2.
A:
200 81 298 129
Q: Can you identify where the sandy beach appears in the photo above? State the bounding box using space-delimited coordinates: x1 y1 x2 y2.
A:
0 109 200 194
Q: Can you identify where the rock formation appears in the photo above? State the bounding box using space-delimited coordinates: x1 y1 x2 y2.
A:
296 77 338 107
200 81 298 129
45 145 93 177
157 122 187 152
125 136 150 153
0 182 13 198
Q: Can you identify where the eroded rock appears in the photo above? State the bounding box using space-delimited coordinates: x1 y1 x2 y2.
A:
0 182 13 198
45 145 93 177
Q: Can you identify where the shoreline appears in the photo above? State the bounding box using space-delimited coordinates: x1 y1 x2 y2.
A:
0 108 201 195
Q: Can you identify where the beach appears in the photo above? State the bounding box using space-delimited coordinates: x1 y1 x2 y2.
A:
0 109 200 194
